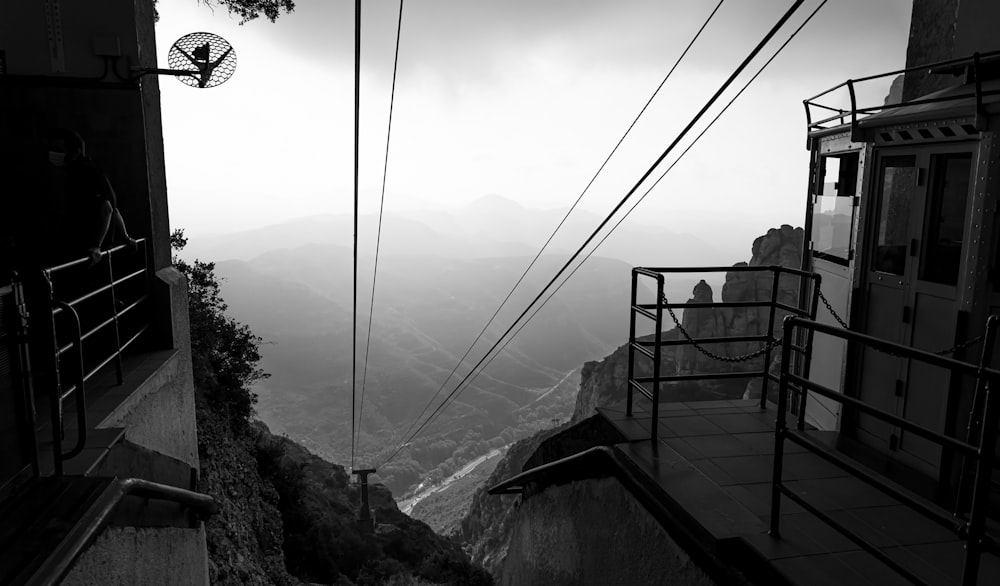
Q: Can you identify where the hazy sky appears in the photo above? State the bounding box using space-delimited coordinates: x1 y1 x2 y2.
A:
156 0 912 250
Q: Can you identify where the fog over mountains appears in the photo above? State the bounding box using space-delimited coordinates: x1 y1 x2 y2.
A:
184 196 744 493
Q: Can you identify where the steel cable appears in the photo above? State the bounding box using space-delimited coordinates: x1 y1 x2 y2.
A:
356 0 406 467
389 0 728 461
386 0 829 449
378 0 814 467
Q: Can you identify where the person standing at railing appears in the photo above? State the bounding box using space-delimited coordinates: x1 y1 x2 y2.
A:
40 128 138 267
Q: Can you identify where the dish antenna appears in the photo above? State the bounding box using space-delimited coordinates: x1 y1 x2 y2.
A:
133 32 236 88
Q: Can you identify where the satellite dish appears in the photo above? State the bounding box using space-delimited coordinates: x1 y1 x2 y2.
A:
166 32 237 88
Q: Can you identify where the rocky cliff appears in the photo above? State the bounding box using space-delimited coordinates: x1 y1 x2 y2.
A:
199 398 494 586
458 225 803 579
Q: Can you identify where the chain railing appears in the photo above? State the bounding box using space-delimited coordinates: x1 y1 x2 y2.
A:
626 265 821 441
662 293 783 363
816 287 985 357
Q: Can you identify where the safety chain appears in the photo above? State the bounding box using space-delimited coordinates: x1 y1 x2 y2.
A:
816 287 849 329
661 294 780 363
816 288 984 357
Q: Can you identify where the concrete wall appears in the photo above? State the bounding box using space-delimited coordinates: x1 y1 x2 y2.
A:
98 269 198 469
62 526 210 586
500 477 717 586
135 0 173 274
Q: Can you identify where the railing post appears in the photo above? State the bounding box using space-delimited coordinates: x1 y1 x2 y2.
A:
760 267 781 409
846 79 861 142
972 52 985 131
627 270 638 417
956 314 998 516
963 377 998 585
796 274 823 431
106 252 124 385
53 300 88 462
769 315 796 537
961 316 998 586
651 275 664 443
24 271 65 475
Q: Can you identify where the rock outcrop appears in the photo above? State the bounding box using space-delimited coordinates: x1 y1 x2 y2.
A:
573 224 804 419
458 225 804 580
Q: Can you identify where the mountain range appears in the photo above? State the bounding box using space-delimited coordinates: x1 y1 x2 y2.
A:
184 196 742 494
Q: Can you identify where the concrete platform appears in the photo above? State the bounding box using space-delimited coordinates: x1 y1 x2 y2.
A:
598 401 1000 586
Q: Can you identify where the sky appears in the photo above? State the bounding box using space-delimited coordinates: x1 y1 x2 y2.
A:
155 0 913 252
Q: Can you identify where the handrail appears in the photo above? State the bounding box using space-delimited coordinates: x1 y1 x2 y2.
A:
625 265 821 442
51 301 87 468
31 476 219 586
45 240 145 275
770 315 1000 586
803 50 1000 137
28 239 151 476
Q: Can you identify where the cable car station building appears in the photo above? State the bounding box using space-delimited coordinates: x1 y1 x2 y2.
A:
0 1 215 584
490 2 1000 585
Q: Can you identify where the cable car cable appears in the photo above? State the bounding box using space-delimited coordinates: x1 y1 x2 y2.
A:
390 0 727 454
351 0 362 472
401 0 831 448
379 0 812 467
356 0 406 466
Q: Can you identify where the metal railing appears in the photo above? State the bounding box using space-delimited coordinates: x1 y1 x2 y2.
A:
804 49 1000 139
626 266 820 441
30 239 151 475
770 315 1000 586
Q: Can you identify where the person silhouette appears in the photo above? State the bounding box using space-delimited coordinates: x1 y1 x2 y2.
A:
42 128 137 267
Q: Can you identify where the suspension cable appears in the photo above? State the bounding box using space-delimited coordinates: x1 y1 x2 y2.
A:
350 0 361 472
356 0 405 466
378 0 811 467
391 0 728 456
410 0 831 448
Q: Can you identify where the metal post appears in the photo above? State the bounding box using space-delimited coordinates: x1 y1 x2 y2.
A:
796 274 822 431
956 315 998 516
972 53 985 131
107 252 123 385
352 468 376 534
10 276 41 476
962 366 998 585
846 79 861 142
650 275 665 443
760 268 781 409
769 315 796 536
28 272 64 475
627 270 638 417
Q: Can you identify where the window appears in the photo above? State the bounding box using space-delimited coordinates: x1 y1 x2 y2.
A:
918 153 971 286
873 155 917 275
812 152 859 264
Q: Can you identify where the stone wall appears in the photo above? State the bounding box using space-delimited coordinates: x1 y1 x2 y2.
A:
903 0 960 101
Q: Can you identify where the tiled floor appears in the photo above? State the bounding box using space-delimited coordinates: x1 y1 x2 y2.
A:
598 401 1000 586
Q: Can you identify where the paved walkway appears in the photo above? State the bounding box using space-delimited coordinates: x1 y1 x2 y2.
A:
599 400 1000 586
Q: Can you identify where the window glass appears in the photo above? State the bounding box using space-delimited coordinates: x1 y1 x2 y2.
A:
812 196 854 261
873 156 917 275
919 153 971 285
811 152 859 264
820 156 840 195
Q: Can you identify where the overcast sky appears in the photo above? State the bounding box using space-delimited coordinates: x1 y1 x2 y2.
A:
155 0 912 251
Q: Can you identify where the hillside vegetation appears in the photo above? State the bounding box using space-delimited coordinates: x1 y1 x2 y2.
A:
174 231 492 586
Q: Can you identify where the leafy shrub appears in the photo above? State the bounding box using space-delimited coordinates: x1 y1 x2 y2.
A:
172 229 267 427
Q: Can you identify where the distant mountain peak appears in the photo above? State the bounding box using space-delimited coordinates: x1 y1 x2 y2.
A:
463 194 529 213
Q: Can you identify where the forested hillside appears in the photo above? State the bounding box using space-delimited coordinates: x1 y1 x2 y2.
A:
175 231 492 585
